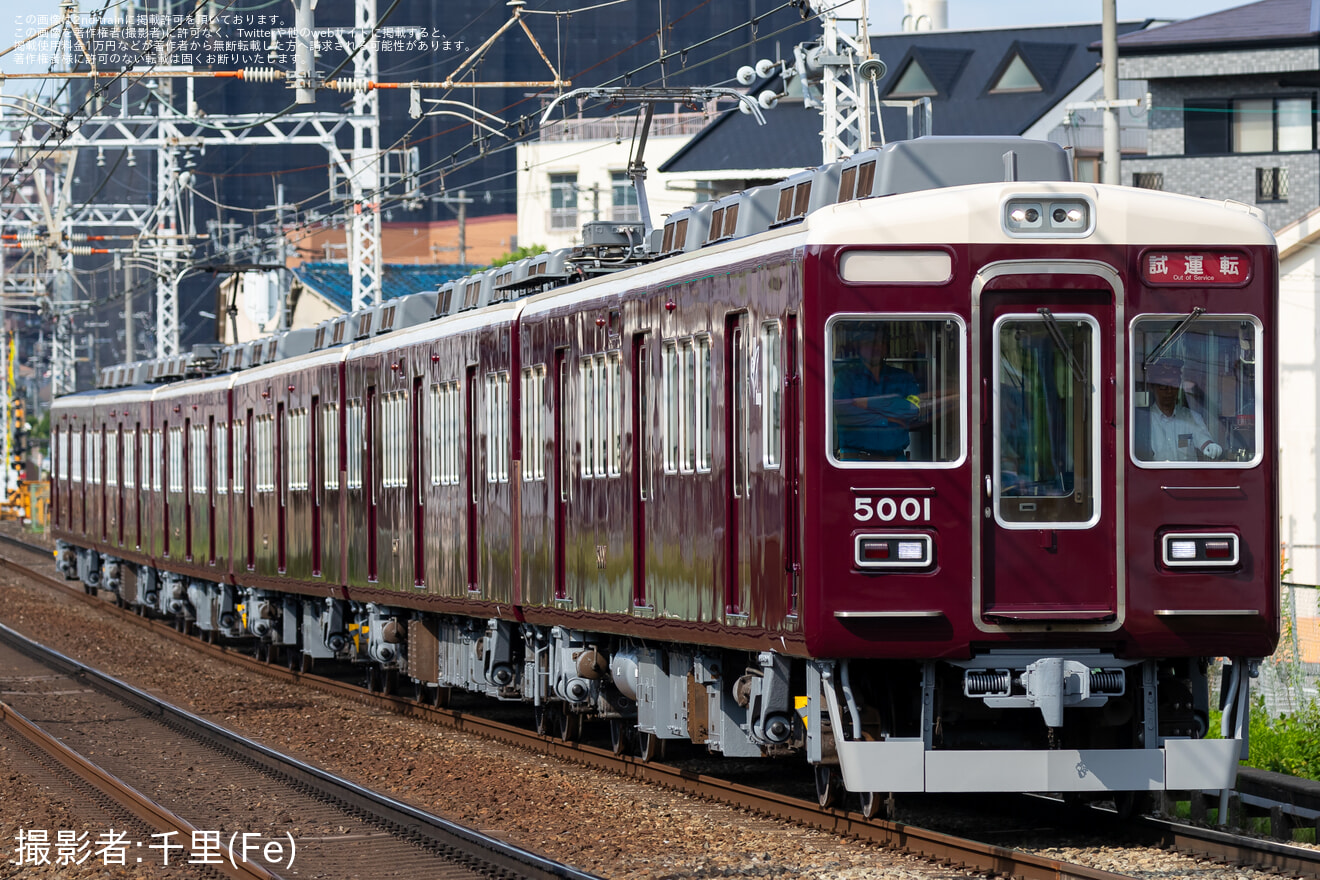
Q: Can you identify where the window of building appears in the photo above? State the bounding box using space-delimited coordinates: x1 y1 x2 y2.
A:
1131 315 1262 468
1186 96 1315 155
888 59 937 97
611 171 640 222
1132 172 1164 190
1257 166 1288 202
549 173 578 230
990 53 1040 93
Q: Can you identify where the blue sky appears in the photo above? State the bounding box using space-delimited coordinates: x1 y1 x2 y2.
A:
0 0 1255 76
869 0 1247 31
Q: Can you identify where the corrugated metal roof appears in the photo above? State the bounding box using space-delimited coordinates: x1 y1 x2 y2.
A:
661 21 1146 176
1115 0 1318 51
293 262 477 313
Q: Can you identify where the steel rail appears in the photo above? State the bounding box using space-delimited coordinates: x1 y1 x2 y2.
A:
7 537 1320 880
0 698 278 880
0 617 603 880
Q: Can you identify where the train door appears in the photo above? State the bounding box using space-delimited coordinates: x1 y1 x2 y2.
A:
975 272 1118 623
207 415 216 565
365 386 378 582
115 424 124 547
132 424 141 549
724 312 750 617
184 418 194 560
465 367 478 592
99 427 108 541
277 402 287 573
553 351 568 600
632 334 650 607
245 409 255 570
783 313 801 614
312 395 322 576
412 377 425 587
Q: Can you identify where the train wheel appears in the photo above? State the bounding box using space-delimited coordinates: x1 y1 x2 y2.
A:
815 765 842 809
535 704 560 737
609 719 633 755
637 731 664 763
858 791 892 820
382 669 399 697
255 641 268 663
365 666 381 694
434 686 451 708
413 681 429 703
559 709 582 743
299 653 315 675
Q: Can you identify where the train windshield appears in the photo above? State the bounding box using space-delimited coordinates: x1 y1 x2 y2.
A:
828 316 963 465
994 313 1099 526
1132 315 1261 467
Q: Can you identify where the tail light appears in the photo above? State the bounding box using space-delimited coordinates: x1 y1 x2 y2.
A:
1162 532 1239 568
855 534 934 570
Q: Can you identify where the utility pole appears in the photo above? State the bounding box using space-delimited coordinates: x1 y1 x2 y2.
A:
124 260 133 361
457 189 467 265
1102 0 1120 186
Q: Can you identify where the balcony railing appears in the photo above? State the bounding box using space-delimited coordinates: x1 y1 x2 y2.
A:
538 111 713 143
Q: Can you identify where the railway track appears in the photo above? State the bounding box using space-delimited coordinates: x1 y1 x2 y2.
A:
3 532 1318 880
0 619 601 880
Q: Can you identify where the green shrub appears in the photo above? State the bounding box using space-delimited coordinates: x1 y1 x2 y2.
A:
1211 696 1320 779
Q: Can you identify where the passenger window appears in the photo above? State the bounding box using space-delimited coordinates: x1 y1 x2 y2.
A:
1132 315 1261 467
828 317 963 466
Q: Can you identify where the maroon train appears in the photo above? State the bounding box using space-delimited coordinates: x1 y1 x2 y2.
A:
51 137 1278 809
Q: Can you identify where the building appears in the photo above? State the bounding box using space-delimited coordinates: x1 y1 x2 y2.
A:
1115 0 1320 588
661 20 1153 195
516 113 710 250
217 263 476 343
1118 0 1320 232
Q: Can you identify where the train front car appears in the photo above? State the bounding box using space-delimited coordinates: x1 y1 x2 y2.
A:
800 174 1278 800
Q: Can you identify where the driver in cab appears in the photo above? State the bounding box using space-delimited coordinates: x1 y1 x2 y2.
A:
833 326 921 462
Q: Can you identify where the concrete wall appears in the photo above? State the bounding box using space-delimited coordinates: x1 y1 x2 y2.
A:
516 135 695 252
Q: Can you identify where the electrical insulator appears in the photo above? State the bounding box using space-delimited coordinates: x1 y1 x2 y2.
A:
241 68 283 83
331 78 371 93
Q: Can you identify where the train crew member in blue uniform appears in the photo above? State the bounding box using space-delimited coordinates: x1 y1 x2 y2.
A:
833 324 921 461
1143 359 1223 462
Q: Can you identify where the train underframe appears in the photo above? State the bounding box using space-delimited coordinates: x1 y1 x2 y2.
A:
61 542 1256 801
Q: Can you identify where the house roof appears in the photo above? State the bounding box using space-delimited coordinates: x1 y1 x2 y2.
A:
293 262 477 313
1115 0 1320 53
661 21 1148 176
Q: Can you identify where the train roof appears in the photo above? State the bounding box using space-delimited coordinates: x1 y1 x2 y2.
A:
802 180 1276 248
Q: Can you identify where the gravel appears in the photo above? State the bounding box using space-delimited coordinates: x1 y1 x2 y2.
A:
0 534 1301 880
